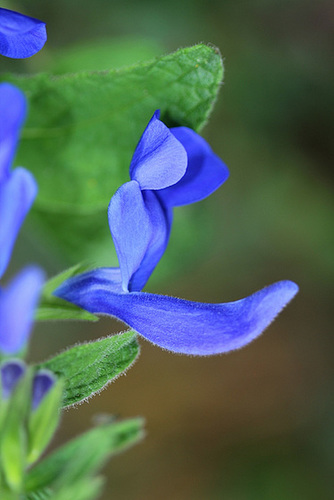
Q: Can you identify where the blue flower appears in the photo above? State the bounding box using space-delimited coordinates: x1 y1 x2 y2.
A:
55 112 298 355
0 266 44 355
109 110 229 292
0 8 46 59
0 83 45 355
0 83 38 279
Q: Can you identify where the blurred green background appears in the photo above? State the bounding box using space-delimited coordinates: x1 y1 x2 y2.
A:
3 0 334 498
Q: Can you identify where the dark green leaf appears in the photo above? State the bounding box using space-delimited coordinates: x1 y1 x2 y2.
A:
38 331 140 407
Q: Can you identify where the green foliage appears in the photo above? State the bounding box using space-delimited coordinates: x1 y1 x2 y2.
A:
14 43 222 211
44 477 104 500
0 371 32 492
26 490 59 500
26 477 103 500
27 378 63 465
1 44 223 263
38 331 140 407
0 491 22 500
47 36 164 74
25 418 144 497
36 265 98 322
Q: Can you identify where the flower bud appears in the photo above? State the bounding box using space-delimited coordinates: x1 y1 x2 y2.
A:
1 359 25 400
27 370 63 465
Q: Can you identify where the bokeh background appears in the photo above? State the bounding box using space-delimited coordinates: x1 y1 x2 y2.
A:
3 0 334 498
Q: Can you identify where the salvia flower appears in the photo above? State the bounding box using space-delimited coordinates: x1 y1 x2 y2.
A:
0 83 38 279
0 266 44 355
0 83 45 355
0 8 47 59
55 111 298 355
109 110 229 292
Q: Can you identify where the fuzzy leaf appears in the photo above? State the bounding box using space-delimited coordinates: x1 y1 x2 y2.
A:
38 331 139 407
25 418 144 493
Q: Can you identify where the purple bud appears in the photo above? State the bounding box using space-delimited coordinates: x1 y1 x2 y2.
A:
0 359 25 399
32 370 55 410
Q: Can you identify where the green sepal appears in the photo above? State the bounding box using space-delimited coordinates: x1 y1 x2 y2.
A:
0 388 10 432
27 375 64 465
0 369 32 492
37 331 140 407
36 265 98 322
25 418 144 493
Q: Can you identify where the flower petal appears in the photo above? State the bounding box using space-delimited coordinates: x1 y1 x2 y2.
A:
0 83 26 181
129 190 172 292
108 181 153 291
0 266 45 355
129 111 188 190
0 168 37 278
0 8 47 59
55 271 299 356
158 127 229 207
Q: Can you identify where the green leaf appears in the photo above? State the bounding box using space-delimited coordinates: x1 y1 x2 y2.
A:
44 477 103 500
0 369 32 492
14 43 222 212
25 418 144 493
2 44 223 263
26 477 103 500
47 36 164 74
0 490 20 500
36 265 98 322
25 489 53 500
38 331 140 407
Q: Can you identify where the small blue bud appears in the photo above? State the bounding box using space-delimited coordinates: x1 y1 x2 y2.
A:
31 370 56 410
28 371 62 464
0 359 25 399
